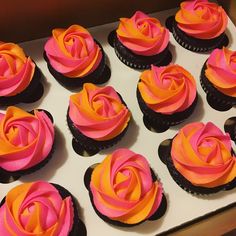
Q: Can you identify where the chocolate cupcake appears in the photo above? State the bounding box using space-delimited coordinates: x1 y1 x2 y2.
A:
84 148 167 227
67 83 131 156
0 42 44 106
158 122 236 195
108 11 172 69
137 64 198 132
166 0 229 52
44 24 111 89
0 106 55 183
200 47 236 111
0 181 86 236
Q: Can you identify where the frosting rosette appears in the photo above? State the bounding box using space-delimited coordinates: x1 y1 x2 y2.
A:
0 106 54 172
171 122 236 188
0 181 74 235
116 11 169 56
175 0 228 39
0 42 35 97
44 24 102 78
205 47 236 97
138 64 196 114
69 83 131 141
90 148 163 224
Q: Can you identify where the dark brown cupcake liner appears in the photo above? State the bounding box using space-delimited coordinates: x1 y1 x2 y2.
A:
200 62 236 111
108 30 172 70
136 88 198 132
0 183 86 236
84 164 167 227
44 40 111 89
0 109 55 183
166 16 229 53
0 65 44 106
158 138 236 195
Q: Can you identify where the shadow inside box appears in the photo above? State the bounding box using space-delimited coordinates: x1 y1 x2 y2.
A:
20 126 68 182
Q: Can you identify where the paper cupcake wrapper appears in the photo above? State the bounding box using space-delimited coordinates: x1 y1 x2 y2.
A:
44 40 111 89
111 32 172 70
158 138 236 195
84 164 167 227
0 65 44 106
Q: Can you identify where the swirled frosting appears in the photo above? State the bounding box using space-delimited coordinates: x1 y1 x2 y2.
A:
138 64 196 114
175 0 228 39
69 83 131 141
171 122 236 188
90 148 163 224
0 42 35 97
44 24 102 78
0 106 54 171
116 11 169 56
205 47 236 97
0 181 74 236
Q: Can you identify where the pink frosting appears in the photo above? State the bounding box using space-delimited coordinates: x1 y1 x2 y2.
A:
0 106 54 171
171 122 236 187
69 83 131 141
0 42 35 97
205 47 236 97
138 64 197 114
175 0 228 39
116 11 169 56
90 148 163 224
0 181 74 235
44 25 102 78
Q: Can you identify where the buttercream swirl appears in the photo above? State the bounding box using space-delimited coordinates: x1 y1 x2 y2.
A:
69 83 131 141
0 181 74 236
0 106 54 171
116 11 169 56
205 47 236 97
138 64 196 114
44 24 102 78
171 122 236 188
175 0 228 39
90 148 163 224
0 42 35 97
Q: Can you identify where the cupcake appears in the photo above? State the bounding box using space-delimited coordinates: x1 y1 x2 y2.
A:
0 106 54 183
166 0 229 52
0 181 86 236
0 42 43 106
84 148 167 226
44 24 111 89
108 11 172 69
137 64 197 132
67 83 131 156
158 122 236 194
200 47 236 111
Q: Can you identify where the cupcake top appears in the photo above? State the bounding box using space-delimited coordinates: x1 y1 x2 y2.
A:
90 148 163 224
0 42 35 97
171 122 236 188
69 83 131 141
44 24 102 78
116 11 169 56
205 47 236 97
138 64 196 114
175 0 228 39
0 106 54 172
0 181 74 236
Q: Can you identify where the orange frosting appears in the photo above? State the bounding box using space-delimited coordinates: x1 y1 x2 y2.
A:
44 25 102 78
0 42 35 97
138 64 196 114
175 0 228 39
171 122 236 188
205 47 236 97
90 149 163 224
